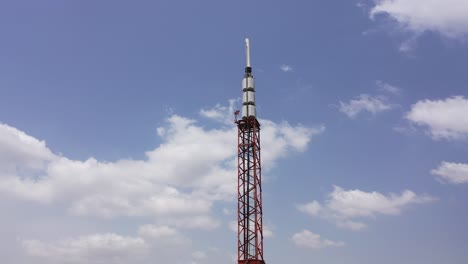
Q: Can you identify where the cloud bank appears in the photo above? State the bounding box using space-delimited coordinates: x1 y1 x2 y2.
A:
0 100 323 263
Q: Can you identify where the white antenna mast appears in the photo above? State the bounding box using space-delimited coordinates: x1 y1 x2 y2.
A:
245 38 251 67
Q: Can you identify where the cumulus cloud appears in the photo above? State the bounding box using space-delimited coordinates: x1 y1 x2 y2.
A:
339 94 393 118
291 230 344 249
21 225 196 264
297 186 435 230
280 64 293 72
405 96 468 140
0 100 323 263
0 100 322 223
22 233 148 264
0 123 54 174
369 0 468 39
431 161 468 184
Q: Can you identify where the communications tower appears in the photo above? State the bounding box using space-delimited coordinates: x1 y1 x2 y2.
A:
235 38 265 264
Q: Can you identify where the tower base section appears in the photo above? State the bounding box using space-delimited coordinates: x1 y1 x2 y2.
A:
239 260 265 264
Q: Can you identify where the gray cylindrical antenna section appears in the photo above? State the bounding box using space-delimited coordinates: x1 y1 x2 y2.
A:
242 38 256 118
245 38 251 67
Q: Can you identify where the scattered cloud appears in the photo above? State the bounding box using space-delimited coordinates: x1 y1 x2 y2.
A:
431 161 468 184
22 233 148 264
200 99 237 125
339 94 393 118
291 230 345 249
297 185 435 230
21 225 229 264
297 200 322 215
22 225 194 264
263 226 274 238
369 0 468 39
405 96 468 140
138 225 190 245
376 80 401 95
397 34 421 53
280 64 293 72
160 215 221 230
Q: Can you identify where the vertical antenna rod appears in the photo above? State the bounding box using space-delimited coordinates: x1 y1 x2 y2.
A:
245 38 251 68
236 38 265 264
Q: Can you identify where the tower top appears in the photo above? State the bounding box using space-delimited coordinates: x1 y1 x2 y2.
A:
245 38 251 68
241 38 256 118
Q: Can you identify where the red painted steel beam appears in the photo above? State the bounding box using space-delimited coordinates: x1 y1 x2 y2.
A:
236 116 265 264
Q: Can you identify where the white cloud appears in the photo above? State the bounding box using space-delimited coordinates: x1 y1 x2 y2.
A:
138 225 190 245
326 186 433 217
260 120 325 166
22 233 148 264
336 220 367 231
280 64 293 72
160 215 221 230
0 101 322 223
369 0 468 39
0 101 322 263
431 161 468 184
339 94 393 118
397 35 420 52
297 200 322 216
0 123 54 174
291 230 344 249
138 225 177 238
406 96 468 140
297 185 435 230
200 99 237 125
20 223 197 264
263 226 274 238
376 80 401 94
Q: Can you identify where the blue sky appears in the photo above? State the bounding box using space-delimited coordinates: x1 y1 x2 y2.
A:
1 1 468 264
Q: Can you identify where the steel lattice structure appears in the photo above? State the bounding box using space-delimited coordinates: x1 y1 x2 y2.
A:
236 38 265 264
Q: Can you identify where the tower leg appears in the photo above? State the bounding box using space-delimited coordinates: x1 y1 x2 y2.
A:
237 117 264 264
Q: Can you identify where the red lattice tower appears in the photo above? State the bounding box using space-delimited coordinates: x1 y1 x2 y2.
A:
235 38 265 264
